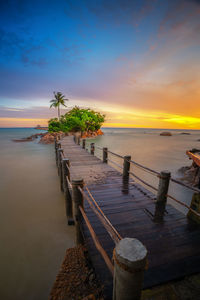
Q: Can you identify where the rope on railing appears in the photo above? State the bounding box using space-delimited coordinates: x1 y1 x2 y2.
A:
128 158 159 176
65 162 70 171
78 186 122 244
85 186 122 241
170 177 200 193
166 194 200 217
107 149 124 159
107 158 124 170
128 170 158 192
66 176 72 189
95 145 103 150
79 205 114 275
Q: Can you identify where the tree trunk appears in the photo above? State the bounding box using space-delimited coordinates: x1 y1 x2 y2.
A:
58 105 60 120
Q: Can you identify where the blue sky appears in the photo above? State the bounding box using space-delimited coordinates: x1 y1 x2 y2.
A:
0 0 200 128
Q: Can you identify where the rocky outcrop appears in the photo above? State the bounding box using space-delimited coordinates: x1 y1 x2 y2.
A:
12 133 44 142
160 132 172 136
180 132 191 135
81 129 104 138
13 129 104 144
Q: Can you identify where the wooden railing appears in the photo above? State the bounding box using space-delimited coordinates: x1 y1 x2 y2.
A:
54 135 148 300
82 138 200 220
54 134 200 300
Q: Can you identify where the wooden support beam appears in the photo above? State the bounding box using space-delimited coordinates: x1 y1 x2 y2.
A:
154 170 171 222
91 143 95 155
72 179 84 245
58 149 64 192
62 158 74 225
103 147 108 163
123 155 131 179
82 139 86 149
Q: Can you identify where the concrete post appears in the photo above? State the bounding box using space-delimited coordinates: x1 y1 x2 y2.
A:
58 149 64 192
62 158 74 225
113 238 147 300
72 179 84 245
91 143 95 155
154 170 171 222
82 139 86 149
103 147 108 163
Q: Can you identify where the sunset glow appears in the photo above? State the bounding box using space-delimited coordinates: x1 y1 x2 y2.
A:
0 0 200 128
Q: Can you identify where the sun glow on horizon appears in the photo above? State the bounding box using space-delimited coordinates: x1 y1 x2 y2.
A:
1 108 200 129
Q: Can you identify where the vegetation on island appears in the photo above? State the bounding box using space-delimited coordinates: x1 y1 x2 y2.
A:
49 92 105 134
48 106 105 133
50 92 68 120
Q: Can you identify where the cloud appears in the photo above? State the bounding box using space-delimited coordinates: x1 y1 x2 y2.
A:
0 105 68 119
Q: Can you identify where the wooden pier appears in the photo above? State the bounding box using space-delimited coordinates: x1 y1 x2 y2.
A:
56 136 200 300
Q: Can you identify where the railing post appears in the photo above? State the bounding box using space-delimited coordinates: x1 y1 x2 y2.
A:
122 156 131 194
113 238 147 300
123 155 131 180
62 158 74 225
187 193 200 224
103 147 108 163
82 139 86 149
58 149 64 192
90 143 95 155
77 136 80 145
154 170 171 222
55 139 58 166
56 142 61 169
72 179 84 245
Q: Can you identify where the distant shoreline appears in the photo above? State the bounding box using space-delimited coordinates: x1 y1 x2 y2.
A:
34 126 48 130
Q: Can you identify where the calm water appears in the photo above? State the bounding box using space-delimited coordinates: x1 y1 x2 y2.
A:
90 128 200 214
0 128 75 300
1 127 200 299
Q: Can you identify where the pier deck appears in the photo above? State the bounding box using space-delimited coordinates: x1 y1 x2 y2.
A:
61 136 200 299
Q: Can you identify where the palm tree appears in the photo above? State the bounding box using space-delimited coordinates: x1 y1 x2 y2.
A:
50 92 68 120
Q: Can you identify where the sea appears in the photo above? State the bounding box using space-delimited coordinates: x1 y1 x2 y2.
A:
0 127 200 299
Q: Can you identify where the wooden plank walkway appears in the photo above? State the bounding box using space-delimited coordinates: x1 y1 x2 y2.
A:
61 136 200 300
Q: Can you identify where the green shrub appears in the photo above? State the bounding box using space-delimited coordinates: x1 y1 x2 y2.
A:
48 118 61 132
48 106 105 133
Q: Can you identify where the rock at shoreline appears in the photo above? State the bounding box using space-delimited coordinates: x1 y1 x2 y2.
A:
39 132 60 144
82 129 104 138
12 133 44 142
12 129 104 144
160 132 172 136
180 132 191 135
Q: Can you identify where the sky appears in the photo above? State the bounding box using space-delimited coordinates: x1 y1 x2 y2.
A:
0 0 200 129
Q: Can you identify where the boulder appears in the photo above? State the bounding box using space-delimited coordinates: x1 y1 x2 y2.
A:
160 132 172 136
180 132 191 135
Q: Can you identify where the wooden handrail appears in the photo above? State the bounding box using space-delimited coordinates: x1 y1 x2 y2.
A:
78 186 121 244
79 205 114 276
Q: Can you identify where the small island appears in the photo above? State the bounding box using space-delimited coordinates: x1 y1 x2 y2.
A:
40 106 105 144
